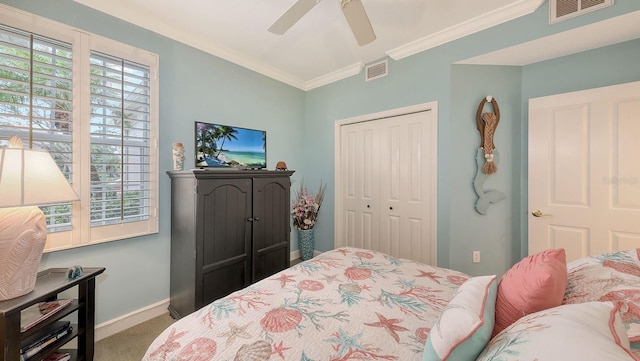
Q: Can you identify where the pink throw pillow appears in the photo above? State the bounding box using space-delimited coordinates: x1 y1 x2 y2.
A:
492 248 568 337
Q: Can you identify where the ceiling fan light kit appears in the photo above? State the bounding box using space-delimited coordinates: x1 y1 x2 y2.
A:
269 0 376 46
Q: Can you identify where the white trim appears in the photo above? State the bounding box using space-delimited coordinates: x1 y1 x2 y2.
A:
290 249 301 262
304 62 365 91
94 250 315 342
1 3 160 251
95 298 170 341
333 102 438 265
386 0 545 61
71 0 307 90
456 10 640 66
290 249 322 261
69 0 546 90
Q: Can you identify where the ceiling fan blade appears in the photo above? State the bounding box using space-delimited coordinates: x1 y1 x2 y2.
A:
341 0 376 46
269 0 321 35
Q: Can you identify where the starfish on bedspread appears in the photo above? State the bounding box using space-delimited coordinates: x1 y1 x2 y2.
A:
364 312 409 343
414 270 443 284
271 273 297 288
271 340 292 360
322 273 340 284
218 322 252 345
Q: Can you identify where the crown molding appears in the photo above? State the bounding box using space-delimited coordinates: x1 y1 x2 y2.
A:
386 0 546 61
72 0 545 90
72 0 307 90
304 62 365 91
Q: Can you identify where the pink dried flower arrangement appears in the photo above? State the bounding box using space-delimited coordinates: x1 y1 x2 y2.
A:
291 181 326 230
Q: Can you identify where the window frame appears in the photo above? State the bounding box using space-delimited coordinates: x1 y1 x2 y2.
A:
0 5 159 252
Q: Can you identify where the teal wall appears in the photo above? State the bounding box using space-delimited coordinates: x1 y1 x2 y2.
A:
0 0 305 324
1 0 640 325
449 65 522 276
304 1 640 276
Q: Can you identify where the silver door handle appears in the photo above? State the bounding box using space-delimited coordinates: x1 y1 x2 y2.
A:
532 209 552 217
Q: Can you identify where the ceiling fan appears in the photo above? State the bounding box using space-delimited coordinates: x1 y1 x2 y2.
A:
268 0 376 46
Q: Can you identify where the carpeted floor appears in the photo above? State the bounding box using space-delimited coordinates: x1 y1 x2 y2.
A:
94 260 302 361
94 313 175 361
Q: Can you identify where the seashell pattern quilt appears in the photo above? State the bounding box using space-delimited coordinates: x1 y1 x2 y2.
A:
143 247 468 361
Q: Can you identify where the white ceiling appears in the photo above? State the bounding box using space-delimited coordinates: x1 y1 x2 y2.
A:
72 0 546 90
70 0 639 90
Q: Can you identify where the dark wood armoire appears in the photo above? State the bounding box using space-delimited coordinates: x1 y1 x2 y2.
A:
167 169 294 319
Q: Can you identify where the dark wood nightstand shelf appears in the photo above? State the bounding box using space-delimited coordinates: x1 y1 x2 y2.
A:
0 267 105 361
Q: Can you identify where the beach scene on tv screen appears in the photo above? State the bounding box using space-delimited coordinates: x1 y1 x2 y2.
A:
196 123 266 168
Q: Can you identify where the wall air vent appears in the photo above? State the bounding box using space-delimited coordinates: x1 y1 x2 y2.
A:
365 60 388 81
550 0 613 24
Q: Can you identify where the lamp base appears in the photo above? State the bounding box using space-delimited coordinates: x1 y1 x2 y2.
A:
0 206 46 301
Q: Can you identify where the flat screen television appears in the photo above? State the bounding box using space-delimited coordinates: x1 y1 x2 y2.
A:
195 121 267 169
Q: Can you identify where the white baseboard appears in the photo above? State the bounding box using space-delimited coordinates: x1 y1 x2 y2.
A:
94 250 322 341
290 249 322 263
95 298 170 341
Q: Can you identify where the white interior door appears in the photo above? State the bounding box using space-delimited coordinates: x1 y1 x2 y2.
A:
379 111 434 262
336 103 438 265
528 81 640 262
340 121 380 251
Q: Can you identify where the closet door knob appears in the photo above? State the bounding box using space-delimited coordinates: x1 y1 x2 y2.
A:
247 217 254 222
254 217 260 222
389 207 393 210
367 205 370 208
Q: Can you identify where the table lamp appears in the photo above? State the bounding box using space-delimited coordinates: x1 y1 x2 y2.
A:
0 136 79 301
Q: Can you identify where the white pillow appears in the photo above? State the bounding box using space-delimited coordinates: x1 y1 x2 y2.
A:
422 275 498 361
477 302 637 361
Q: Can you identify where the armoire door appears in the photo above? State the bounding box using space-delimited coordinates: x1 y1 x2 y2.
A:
197 177 252 307
252 176 291 282
336 105 437 265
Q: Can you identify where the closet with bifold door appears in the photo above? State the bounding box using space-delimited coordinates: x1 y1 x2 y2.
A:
336 104 438 265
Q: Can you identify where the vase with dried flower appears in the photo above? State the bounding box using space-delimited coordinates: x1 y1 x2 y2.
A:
291 181 326 261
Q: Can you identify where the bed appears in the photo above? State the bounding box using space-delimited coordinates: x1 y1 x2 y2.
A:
143 247 640 361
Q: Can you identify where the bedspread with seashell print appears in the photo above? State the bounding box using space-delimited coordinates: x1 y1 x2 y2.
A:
143 247 468 361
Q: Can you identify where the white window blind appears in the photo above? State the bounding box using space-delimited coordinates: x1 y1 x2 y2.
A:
89 51 151 227
0 24 74 233
0 6 159 251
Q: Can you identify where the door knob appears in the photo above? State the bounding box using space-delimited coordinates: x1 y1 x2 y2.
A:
531 210 552 217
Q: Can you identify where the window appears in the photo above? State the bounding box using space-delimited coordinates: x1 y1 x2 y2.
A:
0 6 158 251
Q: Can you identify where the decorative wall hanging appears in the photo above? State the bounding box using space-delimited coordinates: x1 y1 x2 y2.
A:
473 96 506 215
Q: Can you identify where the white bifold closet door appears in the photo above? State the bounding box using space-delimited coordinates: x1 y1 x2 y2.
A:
337 107 437 265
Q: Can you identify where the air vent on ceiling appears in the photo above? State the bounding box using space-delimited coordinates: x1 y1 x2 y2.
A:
550 0 613 24
365 60 388 81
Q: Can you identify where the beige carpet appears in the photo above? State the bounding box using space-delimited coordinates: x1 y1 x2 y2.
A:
94 260 302 360
95 313 175 361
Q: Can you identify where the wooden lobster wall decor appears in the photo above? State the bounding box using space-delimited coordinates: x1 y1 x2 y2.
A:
473 96 505 215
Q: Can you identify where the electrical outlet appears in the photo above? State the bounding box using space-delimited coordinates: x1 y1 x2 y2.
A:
473 251 481 263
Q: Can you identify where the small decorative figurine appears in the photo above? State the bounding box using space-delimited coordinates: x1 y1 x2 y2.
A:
172 142 185 171
276 161 288 170
66 265 84 281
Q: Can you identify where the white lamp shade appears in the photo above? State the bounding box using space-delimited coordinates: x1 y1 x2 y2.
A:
0 148 79 207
